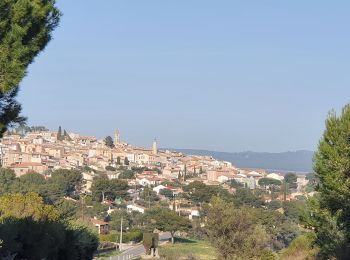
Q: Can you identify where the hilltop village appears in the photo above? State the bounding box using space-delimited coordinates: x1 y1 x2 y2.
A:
0 127 317 258
0 127 311 200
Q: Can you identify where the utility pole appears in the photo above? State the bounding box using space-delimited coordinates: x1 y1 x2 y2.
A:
119 217 123 252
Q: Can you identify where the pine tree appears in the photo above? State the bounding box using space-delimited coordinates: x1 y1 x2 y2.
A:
0 1 60 138
311 104 350 258
104 136 114 148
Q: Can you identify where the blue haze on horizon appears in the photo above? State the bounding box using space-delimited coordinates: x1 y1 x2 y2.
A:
17 1 350 153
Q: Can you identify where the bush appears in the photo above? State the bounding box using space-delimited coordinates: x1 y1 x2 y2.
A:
280 233 319 260
100 230 143 243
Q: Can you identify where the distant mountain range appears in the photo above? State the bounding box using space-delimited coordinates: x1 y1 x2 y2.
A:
166 149 314 173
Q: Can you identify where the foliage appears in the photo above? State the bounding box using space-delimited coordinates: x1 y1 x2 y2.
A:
55 199 79 220
143 233 159 255
105 165 116 171
159 188 174 198
0 192 59 221
259 177 282 187
206 197 272 259
57 126 63 141
0 88 26 137
232 188 265 208
159 238 217 260
100 229 143 243
280 233 318 260
182 181 232 204
282 201 304 223
228 179 243 188
124 157 130 165
108 209 130 231
0 168 16 194
0 0 60 136
310 105 350 258
284 173 298 190
104 136 114 148
268 200 282 210
0 169 83 203
115 156 121 165
139 187 160 203
119 169 135 179
0 193 98 259
144 207 191 243
91 175 129 202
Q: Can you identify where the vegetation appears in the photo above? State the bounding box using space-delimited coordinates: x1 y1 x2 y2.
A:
306 104 350 258
159 238 218 260
0 0 60 137
280 233 318 260
206 197 273 259
0 168 82 203
104 136 114 148
145 207 192 244
90 175 129 202
0 193 98 259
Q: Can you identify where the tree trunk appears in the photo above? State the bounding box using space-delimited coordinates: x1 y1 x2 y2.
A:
171 232 175 244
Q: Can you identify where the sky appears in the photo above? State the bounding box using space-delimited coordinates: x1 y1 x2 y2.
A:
17 0 350 153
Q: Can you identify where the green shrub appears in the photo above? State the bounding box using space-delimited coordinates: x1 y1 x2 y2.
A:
280 233 319 260
100 230 143 243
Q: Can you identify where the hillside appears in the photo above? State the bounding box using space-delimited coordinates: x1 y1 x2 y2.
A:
169 149 314 173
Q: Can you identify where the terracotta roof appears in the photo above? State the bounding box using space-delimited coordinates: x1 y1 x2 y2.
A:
10 162 44 168
91 218 108 225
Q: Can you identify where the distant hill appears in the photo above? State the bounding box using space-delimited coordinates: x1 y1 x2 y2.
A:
167 149 314 173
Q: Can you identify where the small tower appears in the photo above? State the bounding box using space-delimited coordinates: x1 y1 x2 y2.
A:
152 138 158 155
114 129 120 145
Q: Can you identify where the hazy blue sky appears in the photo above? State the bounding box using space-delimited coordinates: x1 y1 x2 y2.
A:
18 1 350 152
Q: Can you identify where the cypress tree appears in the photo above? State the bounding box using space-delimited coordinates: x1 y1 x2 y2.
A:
57 126 62 141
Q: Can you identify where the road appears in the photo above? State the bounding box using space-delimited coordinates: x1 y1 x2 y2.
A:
111 232 171 260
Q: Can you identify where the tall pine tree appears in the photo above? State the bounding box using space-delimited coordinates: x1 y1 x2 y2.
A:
311 104 350 258
0 0 60 137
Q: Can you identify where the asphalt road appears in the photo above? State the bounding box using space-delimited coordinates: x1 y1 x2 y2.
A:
111 232 171 260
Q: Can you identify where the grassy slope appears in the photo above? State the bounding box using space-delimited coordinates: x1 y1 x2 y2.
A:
159 238 218 260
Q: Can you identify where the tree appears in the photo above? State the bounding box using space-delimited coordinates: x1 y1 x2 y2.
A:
0 168 16 195
0 192 59 221
258 177 282 188
0 193 98 259
119 169 135 179
0 0 60 137
0 88 26 137
206 197 272 259
232 188 265 208
105 165 116 171
109 209 131 231
57 126 63 141
284 173 298 190
50 169 82 195
11 172 46 196
145 207 191 244
63 129 72 141
124 157 130 165
310 105 350 258
91 175 129 202
104 136 114 148
116 156 121 165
